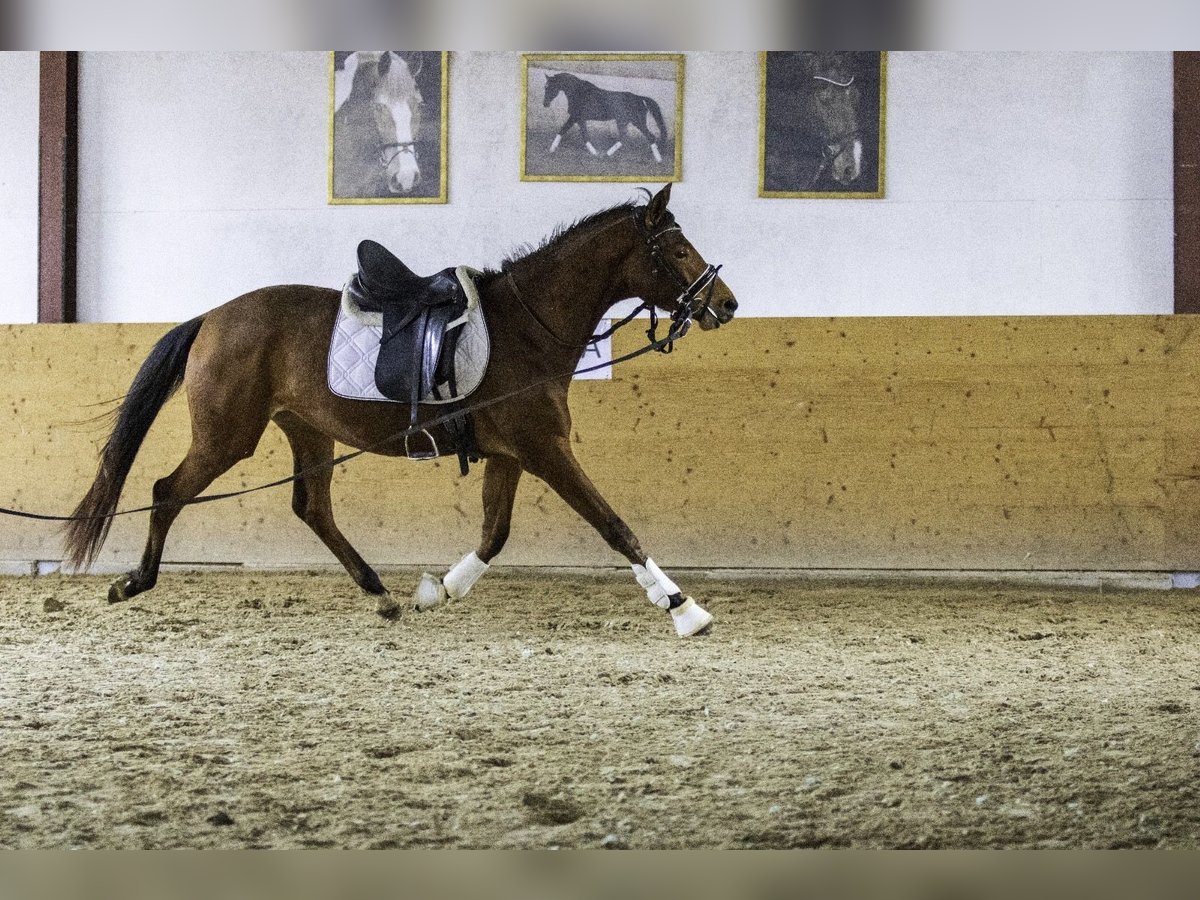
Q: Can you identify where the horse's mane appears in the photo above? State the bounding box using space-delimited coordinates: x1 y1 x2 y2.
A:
477 194 658 284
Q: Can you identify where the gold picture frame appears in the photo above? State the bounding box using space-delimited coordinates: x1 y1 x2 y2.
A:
521 53 684 183
759 51 887 199
328 51 449 204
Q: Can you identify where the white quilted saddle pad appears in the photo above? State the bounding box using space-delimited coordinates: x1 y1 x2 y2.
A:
327 265 490 404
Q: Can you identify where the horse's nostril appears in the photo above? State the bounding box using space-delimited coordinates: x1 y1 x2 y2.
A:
725 298 738 313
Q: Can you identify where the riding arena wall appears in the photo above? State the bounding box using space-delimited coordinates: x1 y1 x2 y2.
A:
3 315 1198 574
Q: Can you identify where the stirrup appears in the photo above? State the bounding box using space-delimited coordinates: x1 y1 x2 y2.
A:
404 429 439 460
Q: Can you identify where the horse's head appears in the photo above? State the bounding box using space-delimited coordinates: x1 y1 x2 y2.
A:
370 51 424 194
543 72 566 107
625 184 738 332
804 52 863 186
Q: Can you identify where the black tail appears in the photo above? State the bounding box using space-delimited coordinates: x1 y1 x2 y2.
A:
643 96 667 140
63 316 205 571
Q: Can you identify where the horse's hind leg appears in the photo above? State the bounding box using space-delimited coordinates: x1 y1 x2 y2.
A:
628 120 659 160
108 412 270 603
273 412 389 602
414 455 522 611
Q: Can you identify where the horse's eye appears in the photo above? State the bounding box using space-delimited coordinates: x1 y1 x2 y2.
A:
674 248 688 260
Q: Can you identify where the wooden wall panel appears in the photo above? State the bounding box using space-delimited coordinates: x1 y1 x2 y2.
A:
2 316 1200 572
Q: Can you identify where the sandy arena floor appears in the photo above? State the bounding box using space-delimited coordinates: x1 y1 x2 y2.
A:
1 571 1198 849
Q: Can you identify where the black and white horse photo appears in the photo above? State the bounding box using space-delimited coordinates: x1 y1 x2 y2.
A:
761 51 884 197
330 51 446 201
523 56 681 181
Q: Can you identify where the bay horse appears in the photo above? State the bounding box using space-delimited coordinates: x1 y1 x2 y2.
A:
332 51 423 197
64 184 738 638
543 71 668 162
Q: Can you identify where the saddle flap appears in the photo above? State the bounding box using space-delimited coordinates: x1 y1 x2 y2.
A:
373 268 470 406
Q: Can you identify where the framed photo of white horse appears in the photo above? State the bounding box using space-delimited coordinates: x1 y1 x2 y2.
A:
522 53 684 183
759 51 886 199
328 51 449 204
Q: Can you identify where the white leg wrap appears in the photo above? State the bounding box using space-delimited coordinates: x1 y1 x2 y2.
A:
585 141 598 156
632 558 680 610
443 551 489 599
606 141 623 156
549 134 561 153
650 142 662 163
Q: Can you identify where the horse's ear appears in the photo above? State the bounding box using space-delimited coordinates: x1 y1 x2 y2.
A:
644 183 672 227
378 51 392 77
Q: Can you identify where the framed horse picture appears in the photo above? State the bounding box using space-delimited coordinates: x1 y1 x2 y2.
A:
759 51 887 199
328 51 449 204
521 53 684 183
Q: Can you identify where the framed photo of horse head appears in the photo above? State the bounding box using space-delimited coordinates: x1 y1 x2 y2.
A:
522 53 684 183
760 51 886 199
328 51 449 204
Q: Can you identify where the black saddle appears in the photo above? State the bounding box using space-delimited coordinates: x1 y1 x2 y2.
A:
348 239 463 313
346 240 476 469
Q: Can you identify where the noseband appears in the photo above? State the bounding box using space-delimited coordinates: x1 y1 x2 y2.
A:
379 141 418 168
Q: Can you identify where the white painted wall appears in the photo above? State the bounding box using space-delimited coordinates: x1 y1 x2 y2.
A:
0 53 41 324
72 51 1172 323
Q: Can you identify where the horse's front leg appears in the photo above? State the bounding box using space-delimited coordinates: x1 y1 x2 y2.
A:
524 438 712 637
413 455 522 611
578 121 599 157
549 117 577 154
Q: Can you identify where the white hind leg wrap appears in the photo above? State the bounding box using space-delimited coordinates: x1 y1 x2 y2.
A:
444 551 489 599
632 558 680 610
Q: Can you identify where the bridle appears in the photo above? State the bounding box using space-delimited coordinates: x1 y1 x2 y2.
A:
379 141 417 169
806 128 861 189
594 208 722 354
806 73 861 189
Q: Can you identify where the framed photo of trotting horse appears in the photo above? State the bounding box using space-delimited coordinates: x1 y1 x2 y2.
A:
759 51 886 199
521 53 684 183
328 51 449 204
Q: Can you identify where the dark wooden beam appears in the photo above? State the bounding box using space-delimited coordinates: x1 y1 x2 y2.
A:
38 51 78 324
1177 51 1200 314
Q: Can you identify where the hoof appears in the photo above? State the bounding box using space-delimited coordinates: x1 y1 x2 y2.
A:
671 597 713 638
413 573 448 612
107 578 132 604
376 593 403 621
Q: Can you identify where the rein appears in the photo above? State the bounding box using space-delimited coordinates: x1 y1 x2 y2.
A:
0 222 717 526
